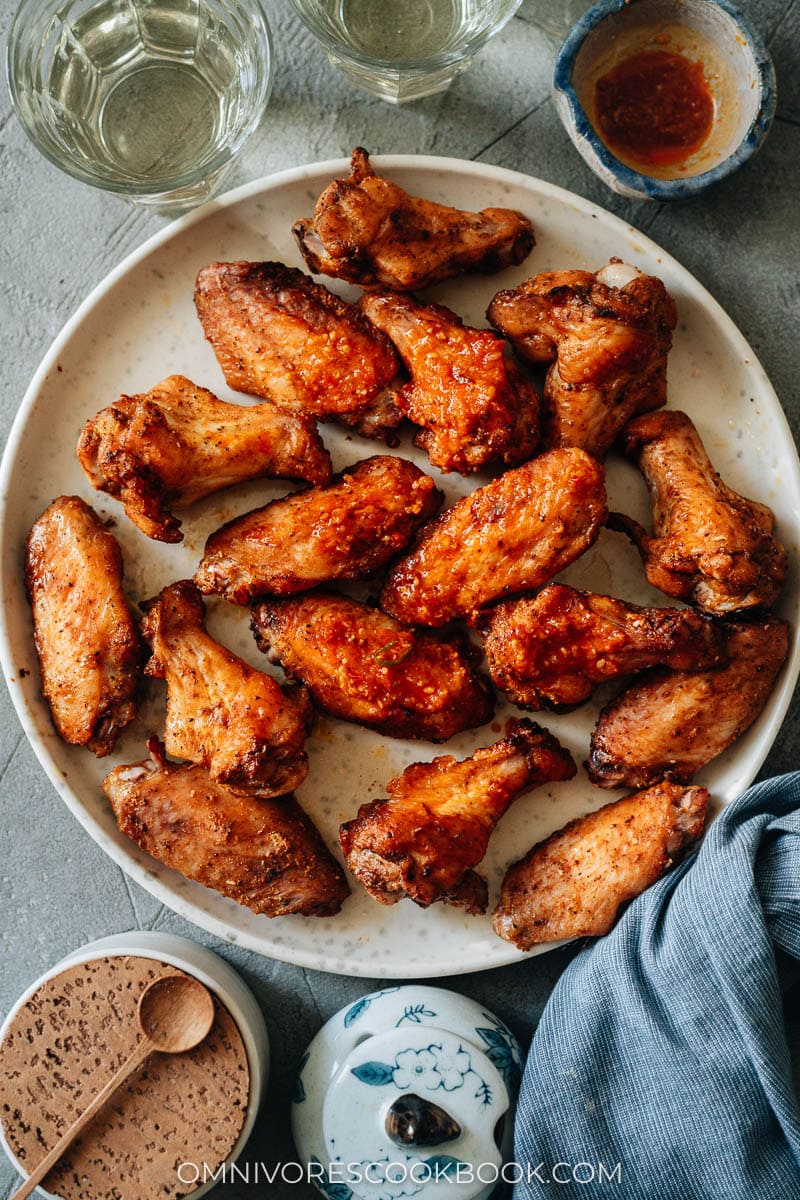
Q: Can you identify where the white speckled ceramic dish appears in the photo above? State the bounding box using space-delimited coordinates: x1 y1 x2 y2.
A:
1 157 798 977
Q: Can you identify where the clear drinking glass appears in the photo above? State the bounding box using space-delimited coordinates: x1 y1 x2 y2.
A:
7 0 274 210
288 0 524 102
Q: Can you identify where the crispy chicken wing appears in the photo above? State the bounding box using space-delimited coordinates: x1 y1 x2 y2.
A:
588 615 789 789
488 262 677 458
611 410 787 615
141 580 311 794
76 374 332 543
380 448 607 626
339 719 575 913
493 781 708 946
293 147 535 292
195 455 442 605
25 496 142 756
251 590 494 742
478 584 727 711
194 261 403 440
358 291 540 474
105 738 349 917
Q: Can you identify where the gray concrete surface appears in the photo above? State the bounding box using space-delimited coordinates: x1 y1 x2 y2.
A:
1 0 798 1196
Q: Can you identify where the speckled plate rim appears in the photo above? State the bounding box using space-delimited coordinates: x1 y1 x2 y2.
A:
2 155 799 977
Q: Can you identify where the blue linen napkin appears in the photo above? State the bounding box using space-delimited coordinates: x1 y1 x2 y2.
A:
513 773 800 1199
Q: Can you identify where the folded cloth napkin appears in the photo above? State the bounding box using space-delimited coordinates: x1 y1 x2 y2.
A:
513 773 800 1200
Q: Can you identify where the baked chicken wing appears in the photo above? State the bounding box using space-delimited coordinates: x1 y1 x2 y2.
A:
380 448 607 626
76 375 332 543
588 615 789 789
293 147 535 292
194 261 403 440
141 580 311 794
251 590 494 742
25 496 142 756
493 781 708 947
339 720 575 913
488 262 677 458
358 291 540 474
105 738 349 917
478 583 727 711
195 455 442 605
612 410 787 615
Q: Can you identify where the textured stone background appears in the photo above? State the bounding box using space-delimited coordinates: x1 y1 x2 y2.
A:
1 0 798 1196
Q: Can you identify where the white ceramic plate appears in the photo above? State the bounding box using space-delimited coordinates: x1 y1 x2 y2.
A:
2 157 799 978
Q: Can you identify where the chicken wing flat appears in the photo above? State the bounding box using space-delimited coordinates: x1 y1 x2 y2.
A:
488 262 677 458
612 410 787 615
77 374 332 543
380 448 607 626
196 455 442 605
105 738 349 917
293 147 535 292
194 261 403 440
25 496 142 756
588 615 789 789
478 583 727 711
251 590 494 742
339 719 575 913
358 291 540 474
493 781 708 947
141 580 311 794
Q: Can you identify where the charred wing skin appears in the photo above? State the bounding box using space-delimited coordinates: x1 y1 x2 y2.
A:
339 719 576 913
478 584 728 711
293 147 535 292
76 374 332 543
613 410 787 615
195 455 443 605
588 616 789 789
105 740 349 917
358 291 540 474
251 590 494 742
194 260 403 440
140 580 311 794
380 448 607 626
493 781 708 946
25 496 142 756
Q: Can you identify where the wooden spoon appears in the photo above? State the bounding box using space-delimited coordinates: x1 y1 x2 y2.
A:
11 974 216 1200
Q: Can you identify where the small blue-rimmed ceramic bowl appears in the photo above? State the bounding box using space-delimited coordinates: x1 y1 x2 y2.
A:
553 0 776 200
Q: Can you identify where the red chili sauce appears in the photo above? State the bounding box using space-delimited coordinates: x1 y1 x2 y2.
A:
595 49 715 167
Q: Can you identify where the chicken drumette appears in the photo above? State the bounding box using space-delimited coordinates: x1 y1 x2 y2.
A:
77 374 332 543
25 496 142 756
340 720 575 913
293 147 535 291
488 262 677 458
194 261 403 440
358 291 540 474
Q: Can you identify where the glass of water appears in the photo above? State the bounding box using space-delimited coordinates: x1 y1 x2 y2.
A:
7 0 273 210
288 0 523 103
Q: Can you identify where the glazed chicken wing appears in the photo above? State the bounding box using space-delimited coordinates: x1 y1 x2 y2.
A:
380 448 607 626
488 262 677 458
141 580 312 794
105 739 349 917
194 261 403 440
25 496 142 756
478 584 727 711
340 719 575 913
76 374 332 543
358 291 540 474
611 410 787 615
293 147 535 292
493 781 708 947
196 455 442 605
588 615 789 789
251 590 494 742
